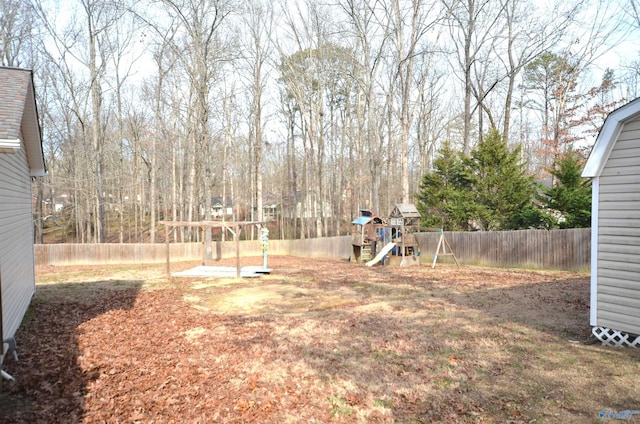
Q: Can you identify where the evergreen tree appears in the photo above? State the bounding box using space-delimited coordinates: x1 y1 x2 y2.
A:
417 130 546 231
540 151 592 228
509 201 557 230
464 129 538 230
415 141 472 231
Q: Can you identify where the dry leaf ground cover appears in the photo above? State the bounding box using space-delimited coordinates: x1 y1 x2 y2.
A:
1 256 640 423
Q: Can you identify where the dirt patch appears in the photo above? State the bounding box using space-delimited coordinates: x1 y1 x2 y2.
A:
2 256 639 423
195 283 363 314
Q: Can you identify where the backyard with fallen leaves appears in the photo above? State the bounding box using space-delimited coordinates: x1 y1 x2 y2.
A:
1 256 639 423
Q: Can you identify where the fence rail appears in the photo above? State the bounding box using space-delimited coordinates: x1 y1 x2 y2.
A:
34 228 591 271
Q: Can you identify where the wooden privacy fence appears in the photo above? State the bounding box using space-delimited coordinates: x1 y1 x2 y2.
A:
35 242 203 266
34 228 590 271
415 228 590 270
33 236 353 267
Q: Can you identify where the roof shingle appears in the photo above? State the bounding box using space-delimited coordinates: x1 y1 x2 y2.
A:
0 68 30 141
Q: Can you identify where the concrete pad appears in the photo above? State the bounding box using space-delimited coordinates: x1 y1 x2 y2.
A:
172 265 272 278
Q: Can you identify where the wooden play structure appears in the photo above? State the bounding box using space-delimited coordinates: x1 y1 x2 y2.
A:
351 204 424 267
388 204 421 267
350 209 388 264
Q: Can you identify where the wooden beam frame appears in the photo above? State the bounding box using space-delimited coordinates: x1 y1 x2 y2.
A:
158 221 264 277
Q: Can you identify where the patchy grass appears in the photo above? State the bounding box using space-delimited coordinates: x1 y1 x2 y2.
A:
1 256 639 423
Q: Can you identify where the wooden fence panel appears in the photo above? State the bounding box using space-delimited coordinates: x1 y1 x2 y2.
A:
34 229 590 270
269 237 352 259
414 228 590 270
35 243 204 266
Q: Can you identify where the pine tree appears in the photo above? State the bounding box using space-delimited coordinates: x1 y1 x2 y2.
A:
415 141 472 231
464 129 538 230
540 151 591 228
417 131 545 231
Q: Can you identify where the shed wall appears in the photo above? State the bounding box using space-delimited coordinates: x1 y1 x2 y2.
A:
0 138 36 343
596 117 640 334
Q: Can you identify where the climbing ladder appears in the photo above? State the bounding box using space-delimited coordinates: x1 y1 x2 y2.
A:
360 244 373 262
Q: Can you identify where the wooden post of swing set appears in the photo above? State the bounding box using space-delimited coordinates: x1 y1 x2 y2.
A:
431 228 460 269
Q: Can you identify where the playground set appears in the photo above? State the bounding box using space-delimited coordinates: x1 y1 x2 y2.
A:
351 204 422 267
351 203 459 268
156 204 458 278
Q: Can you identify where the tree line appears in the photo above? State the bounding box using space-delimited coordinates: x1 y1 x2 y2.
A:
0 0 637 243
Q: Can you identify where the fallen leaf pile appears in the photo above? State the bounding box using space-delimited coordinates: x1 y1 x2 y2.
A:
1 257 638 423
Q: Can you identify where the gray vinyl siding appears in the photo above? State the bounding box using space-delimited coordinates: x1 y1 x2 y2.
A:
0 137 36 343
596 116 640 335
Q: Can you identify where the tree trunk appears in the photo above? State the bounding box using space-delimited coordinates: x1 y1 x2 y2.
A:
87 8 105 243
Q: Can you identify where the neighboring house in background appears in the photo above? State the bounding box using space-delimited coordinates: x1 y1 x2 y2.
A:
262 191 333 222
0 67 46 373
582 97 640 346
211 196 233 219
200 196 233 219
42 193 70 214
262 193 279 222
52 194 70 212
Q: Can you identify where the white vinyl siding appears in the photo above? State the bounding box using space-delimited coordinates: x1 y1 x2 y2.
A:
596 116 640 335
0 137 36 343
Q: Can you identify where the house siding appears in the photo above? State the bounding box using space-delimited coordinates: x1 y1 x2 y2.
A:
596 116 640 335
0 137 36 343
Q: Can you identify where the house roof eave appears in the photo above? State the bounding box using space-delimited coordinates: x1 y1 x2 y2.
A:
0 67 46 176
582 97 640 178
25 72 46 176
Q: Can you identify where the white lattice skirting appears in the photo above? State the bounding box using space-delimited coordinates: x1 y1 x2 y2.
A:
592 327 640 347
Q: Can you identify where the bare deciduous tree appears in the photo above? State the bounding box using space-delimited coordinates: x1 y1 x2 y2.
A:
24 0 630 243
239 0 276 226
